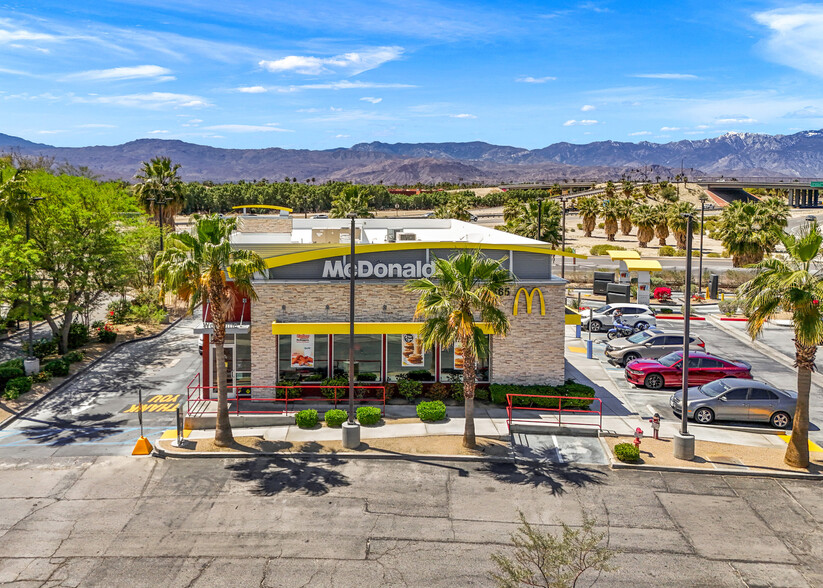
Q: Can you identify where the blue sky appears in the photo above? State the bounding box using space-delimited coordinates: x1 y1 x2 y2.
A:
2 1 823 150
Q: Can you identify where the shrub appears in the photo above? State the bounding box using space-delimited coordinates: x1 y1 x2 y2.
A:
397 376 422 401
134 326 144 336
589 244 626 255
63 350 85 363
653 286 672 301
0 358 23 371
107 299 131 324
320 376 348 399
417 400 447 422
0 367 25 390
63 322 89 349
324 409 348 428
597 222 605 229
718 299 738 316
489 381 595 409
384 382 398 400
357 372 378 382
95 322 117 343
356 406 382 425
295 409 318 428
275 381 300 399
33 370 51 383
706 252 722 258
451 382 464 402
130 303 164 324
405 370 434 382
4 376 32 399
659 246 676 256
475 386 490 402
22 337 57 359
44 359 70 377
614 442 640 462
576 223 584 230
657 307 673 314
426 382 450 401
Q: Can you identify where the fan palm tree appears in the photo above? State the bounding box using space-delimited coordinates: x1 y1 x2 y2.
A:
406 251 512 448
621 180 634 200
503 199 562 245
434 191 474 222
134 157 185 228
617 198 635 236
576 197 600 237
667 201 697 249
717 200 786 267
653 204 670 246
631 204 657 248
737 225 823 468
154 214 266 446
601 199 620 242
603 180 616 200
330 186 374 218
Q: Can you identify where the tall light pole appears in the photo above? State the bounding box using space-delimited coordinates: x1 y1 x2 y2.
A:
536 197 543 241
674 213 695 461
561 197 568 279
342 212 361 448
23 197 44 376
698 194 707 296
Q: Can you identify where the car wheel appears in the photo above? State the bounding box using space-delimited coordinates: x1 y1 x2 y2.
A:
694 407 714 424
770 411 791 429
634 321 649 332
622 352 640 366
590 320 603 333
644 373 665 390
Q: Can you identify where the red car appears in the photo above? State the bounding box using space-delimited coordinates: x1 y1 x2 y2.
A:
626 351 752 390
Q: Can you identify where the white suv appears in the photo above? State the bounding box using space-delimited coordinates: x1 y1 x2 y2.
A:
581 303 656 333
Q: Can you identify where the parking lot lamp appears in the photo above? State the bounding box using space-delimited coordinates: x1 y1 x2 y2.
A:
24 197 44 376
674 213 695 460
561 196 569 279
536 197 543 241
342 212 361 448
698 194 708 295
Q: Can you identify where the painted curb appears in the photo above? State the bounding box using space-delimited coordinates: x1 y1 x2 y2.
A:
0 313 189 430
656 315 706 321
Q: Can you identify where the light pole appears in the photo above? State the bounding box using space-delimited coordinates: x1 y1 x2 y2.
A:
561 197 568 279
674 213 695 461
698 194 707 296
24 197 44 376
536 197 543 241
342 212 361 448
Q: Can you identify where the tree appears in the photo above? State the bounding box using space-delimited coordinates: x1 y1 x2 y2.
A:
434 191 475 222
502 199 562 245
407 251 512 448
631 204 657 248
621 180 634 200
653 204 670 246
601 199 620 242
576 197 600 238
0 160 29 228
490 512 615 588
154 214 266 446
603 180 616 200
329 186 374 218
617 198 634 236
737 225 823 468
667 201 696 249
717 200 787 267
134 157 185 228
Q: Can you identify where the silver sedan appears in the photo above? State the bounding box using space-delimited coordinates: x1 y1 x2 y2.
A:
670 378 796 428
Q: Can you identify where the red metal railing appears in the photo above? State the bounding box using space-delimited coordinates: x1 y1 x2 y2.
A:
186 379 385 417
506 394 602 431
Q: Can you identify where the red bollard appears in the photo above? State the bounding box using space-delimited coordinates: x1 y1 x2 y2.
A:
634 427 643 448
649 413 660 440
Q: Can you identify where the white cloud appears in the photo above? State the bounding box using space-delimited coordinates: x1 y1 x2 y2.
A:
563 119 598 126
695 124 710 129
0 27 55 43
785 106 823 118
581 104 596 112
516 76 556 83
77 123 116 128
147 130 168 134
632 73 698 80
202 123 293 133
629 131 652 136
282 80 415 91
237 85 267 93
450 113 476 119
62 65 174 82
259 46 403 76
75 92 210 109
754 6 823 78
37 129 65 134
360 96 382 104
714 117 756 124
660 126 680 131
336 134 350 138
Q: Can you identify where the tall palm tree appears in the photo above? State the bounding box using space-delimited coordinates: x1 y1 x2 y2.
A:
631 204 657 247
154 214 266 446
653 204 670 246
503 199 562 245
667 201 696 249
737 225 823 468
621 180 634 200
407 251 512 448
603 180 616 200
576 197 600 238
717 200 786 267
134 157 185 228
601 199 620 242
330 186 374 218
617 198 635 236
434 191 474 222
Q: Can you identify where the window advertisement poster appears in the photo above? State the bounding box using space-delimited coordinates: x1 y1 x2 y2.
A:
291 334 314 367
401 334 424 367
453 340 464 370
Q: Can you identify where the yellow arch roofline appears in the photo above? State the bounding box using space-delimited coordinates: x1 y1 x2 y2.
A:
262 241 587 269
231 204 293 213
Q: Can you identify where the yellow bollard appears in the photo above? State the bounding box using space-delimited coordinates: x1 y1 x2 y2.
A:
721 292 725 301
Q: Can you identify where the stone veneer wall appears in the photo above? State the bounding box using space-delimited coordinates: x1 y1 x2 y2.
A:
249 282 566 387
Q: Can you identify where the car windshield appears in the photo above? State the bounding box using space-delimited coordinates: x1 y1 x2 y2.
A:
657 352 681 367
593 305 611 313
626 331 654 344
700 379 730 397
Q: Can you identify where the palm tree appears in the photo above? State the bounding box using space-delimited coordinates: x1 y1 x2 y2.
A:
621 180 634 200
407 251 512 448
667 201 696 249
603 180 616 200
154 214 266 446
653 204 670 246
617 198 634 236
134 157 185 228
601 199 620 242
330 186 374 218
435 191 474 222
631 204 657 248
577 197 600 237
717 200 787 267
502 199 562 245
737 225 823 468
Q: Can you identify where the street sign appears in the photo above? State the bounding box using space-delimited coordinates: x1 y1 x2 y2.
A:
811 182 823 188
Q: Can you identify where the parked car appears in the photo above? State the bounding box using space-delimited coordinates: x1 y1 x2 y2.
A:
311 214 329 219
670 378 796 428
625 350 752 390
581 303 657 333
605 328 705 366
198 334 203 355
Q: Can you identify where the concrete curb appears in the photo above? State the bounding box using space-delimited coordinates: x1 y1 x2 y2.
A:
0 320 48 343
0 313 188 430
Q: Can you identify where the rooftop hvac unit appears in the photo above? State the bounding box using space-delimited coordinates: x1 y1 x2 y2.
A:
398 232 417 241
387 229 398 243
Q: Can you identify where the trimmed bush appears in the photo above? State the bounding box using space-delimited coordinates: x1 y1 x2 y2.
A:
4 376 32 399
44 359 70 377
474 386 490 402
65 322 89 349
614 442 640 462
589 244 626 255
397 376 422 401
63 350 85 363
295 409 318 429
33 370 51 383
718 299 738 316
417 400 446 422
489 380 595 409
0 366 25 390
659 246 676 257
0 358 23 371
357 371 378 382
451 382 464 402
324 409 348 428
426 382 450 401
405 370 434 382
356 406 382 425
320 376 348 399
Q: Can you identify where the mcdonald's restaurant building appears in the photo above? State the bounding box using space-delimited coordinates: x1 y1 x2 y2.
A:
197 213 583 395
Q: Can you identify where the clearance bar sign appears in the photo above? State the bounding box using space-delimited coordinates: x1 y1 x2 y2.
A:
122 394 181 413
512 287 545 316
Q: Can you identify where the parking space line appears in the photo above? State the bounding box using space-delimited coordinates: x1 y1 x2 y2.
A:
778 434 823 452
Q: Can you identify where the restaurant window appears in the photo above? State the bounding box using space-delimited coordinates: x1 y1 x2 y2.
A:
278 334 329 382
439 335 490 383
235 332 252 392
332 334 383 381
386 334 434 382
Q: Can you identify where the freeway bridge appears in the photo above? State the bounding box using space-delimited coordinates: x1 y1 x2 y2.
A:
694 177 823 207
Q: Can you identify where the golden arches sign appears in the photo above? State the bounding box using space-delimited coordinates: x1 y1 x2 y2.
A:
512 287 545 316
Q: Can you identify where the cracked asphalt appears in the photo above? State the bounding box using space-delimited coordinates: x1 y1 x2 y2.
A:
0 456 820 587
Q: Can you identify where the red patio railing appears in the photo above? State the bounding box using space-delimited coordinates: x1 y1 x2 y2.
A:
506 394 602 432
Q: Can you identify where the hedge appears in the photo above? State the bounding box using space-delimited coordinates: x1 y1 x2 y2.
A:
490 380 596 409
356 406 382 425
417 400 446 422
295 409 318 428
4 376 32 399
324 409 348 428
590 244 626 255
44 359 70 377
0 366 25 390
614 442 640 462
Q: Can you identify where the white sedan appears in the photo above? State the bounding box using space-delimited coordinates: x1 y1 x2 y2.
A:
581 303 657 333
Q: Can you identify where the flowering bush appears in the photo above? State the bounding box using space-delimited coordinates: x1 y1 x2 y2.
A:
653 287 672 301
95 322 117 343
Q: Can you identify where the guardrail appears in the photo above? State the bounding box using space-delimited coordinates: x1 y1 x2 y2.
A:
506 394 602 431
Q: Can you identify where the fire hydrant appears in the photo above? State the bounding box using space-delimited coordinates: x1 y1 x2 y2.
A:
634 427 643 448
649 413 661 440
